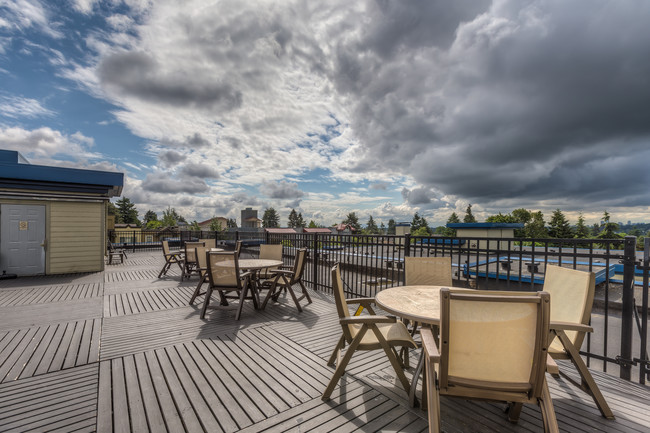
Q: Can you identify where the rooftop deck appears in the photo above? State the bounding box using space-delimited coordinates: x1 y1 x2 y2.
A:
0 251 648 432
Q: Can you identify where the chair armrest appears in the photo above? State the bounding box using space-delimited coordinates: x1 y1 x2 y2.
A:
550 321 593 333
340 316 396 325
345 298 375 307
240 271 254 279
270 269 293 276
420 328 440 362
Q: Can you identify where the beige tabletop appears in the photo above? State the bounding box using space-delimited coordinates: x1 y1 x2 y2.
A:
236 259 283 270
375 285 461 326
210 248 224 252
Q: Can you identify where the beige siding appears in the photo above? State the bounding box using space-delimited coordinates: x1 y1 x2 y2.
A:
48 201 104 274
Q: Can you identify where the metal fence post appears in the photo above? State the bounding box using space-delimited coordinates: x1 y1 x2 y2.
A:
312 233 319 291
620 236 636 380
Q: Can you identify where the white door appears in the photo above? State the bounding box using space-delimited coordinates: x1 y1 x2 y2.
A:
0 204 46 275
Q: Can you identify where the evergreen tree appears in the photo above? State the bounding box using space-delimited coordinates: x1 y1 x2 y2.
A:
143 210 157 225
410 212 430 234
262 208 280 228
115 197 140 225
444 212 461 236
227 218 237 228
308 220 318 228
574 213 590 238
590 223 601 237
379 222 386 234
387 219 396 235
189 221 200 231
296 212 306 228
447 212 460 224
548 209 573 238
463 204 477 223
365 215 379 234
161 207 183 227
342 212 361 232
598 211 620 239
287 209 299 228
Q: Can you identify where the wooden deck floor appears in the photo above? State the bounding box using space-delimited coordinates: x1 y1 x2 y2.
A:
0 251 648 432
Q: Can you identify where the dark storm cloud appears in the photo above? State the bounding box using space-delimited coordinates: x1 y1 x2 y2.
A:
158 150 186 168
181 163 219 179
97 51 242 110
159 133 211 149
142 174 209 193
333 0 650 209
260 180 305 199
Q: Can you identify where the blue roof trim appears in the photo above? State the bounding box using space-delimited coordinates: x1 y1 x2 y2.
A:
0 150 123 197
447 222 524 229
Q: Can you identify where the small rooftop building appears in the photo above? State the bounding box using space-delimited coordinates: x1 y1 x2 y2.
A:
446 222 524 250
241 207 261 229
0 150 123 276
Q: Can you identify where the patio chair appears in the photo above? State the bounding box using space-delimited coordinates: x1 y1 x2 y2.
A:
181 241 206 281
107 241 126 264
405 256 452 286
322 264 418 401
189 246 208 305
542 265 615 419
422 288 558 433
258 244 283 280
261 248 312 312
200 251 255 321
199 238 216 249
158 240 184 278
235 240 242 258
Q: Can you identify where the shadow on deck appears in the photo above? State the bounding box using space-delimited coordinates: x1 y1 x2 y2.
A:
0 252 648 432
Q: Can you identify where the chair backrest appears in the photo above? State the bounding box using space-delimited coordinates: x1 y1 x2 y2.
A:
200 239 216 249
195 246 208 278
331 264 354 342
184 241 205 263
260 244 283 261
405 257 453 286
542 265 595 352
206 251 242 289
235 240 242 258
291 248 308 283
162 240 171 255
438 288 550 399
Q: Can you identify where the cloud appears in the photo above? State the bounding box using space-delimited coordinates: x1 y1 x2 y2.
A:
260 180 305 200
0 126 101 160
157 150 187 168
0 0 63 38
180 163 219 179
141 173 209 194
97 51 243 111
0 95 54 118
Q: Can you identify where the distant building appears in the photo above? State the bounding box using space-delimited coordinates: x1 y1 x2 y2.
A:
241 207 261 229
197 217 228 231
264 228 297 234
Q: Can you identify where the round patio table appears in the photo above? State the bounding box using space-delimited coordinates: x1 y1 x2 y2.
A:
375 285 468 407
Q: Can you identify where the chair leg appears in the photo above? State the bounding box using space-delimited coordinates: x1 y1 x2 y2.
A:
425 357 441 433
556 330 615 419
507 403 524 423
286 285 303 312
298 281 312 304
327 335 346 367
539 379 559 433
200 286 213 319
189 275 206 305
322 327 367 401
261 280 278 309
369 324 412 397
158 261 170 278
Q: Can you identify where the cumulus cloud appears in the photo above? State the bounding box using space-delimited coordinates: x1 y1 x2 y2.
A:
0 126 100 160
260 180 305 200
141 173 209 194
180 163 219 179
157 150 186 168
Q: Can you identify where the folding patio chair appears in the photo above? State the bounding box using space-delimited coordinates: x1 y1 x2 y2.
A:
200 251 255 321
181 241 206 281
542 265 615 419
189 245 208 305
261 248 312 312
422 288 558 432
158 240 184 278
322 264 417 401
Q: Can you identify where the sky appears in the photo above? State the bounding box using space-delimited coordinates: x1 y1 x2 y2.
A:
1 0 650 228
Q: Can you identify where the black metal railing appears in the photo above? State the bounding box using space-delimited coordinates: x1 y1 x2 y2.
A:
107 228 649 383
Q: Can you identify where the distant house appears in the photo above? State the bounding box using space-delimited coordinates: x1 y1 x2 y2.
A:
265 228 297 234
303 227 333 234
113 224 142 244
197 217 228 231
334 223 356 234
0 149 123 275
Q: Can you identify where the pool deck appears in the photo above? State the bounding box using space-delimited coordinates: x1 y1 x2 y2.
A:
0 251 648 432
